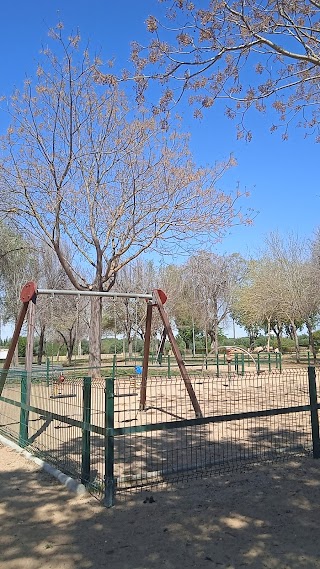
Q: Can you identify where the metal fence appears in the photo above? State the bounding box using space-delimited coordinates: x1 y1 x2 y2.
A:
0 366 319 506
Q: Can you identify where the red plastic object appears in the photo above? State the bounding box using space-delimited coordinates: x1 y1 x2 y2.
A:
20 281 37 303
155 289 167 305
58 373 65 384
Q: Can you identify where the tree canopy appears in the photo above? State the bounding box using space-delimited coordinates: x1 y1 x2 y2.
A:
0 25 253 370
0 26 250 292
126 1 320 141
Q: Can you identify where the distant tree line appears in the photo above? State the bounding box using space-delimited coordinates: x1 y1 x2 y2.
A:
2 220 320 366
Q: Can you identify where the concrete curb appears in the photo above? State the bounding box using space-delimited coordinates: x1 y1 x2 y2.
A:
0 434 87 496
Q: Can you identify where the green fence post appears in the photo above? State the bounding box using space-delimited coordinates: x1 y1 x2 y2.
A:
241 353 245 376
167 354 171 378
81 376 91 485
19 372 28 447
279 352 282 373
235 353 238 374
257 353 260 374
308 367 320 459
46 357 50 387
308 351 311 366
268 352 271 372
104 375 115 507
216 354 219 378
112 354 116 378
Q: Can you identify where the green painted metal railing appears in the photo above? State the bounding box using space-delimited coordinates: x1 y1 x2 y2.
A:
0 365 319 507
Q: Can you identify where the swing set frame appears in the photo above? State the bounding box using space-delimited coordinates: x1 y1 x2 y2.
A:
0 281 202 418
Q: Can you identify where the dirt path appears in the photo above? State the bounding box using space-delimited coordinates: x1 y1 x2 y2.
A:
1 441 320 569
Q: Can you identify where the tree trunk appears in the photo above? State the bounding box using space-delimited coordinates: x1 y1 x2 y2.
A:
66 328 74 365
272 325 282 352
247 327 258 351
306 318 317 363
266 318 271 352
192 318 196 357
290 321 300 363
276 334 282 352
208 303 219 356
37 324 45 365
58 329 75 366
204 327 208 357
214 318 219 356
183 335 191 350
89 296 102 377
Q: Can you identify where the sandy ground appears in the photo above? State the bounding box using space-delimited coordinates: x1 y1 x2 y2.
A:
1 441 320 569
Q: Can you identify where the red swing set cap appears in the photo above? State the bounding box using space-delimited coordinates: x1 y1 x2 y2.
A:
153 289 167 305
20 281 37 303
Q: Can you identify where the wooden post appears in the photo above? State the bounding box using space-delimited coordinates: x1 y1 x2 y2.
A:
153 289 202 418
140 302 153 411
25 295 36 425
0 303 29 397
0 281 37 397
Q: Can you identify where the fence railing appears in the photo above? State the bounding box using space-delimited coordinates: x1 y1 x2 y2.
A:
9 350 283 380
0 365 319 506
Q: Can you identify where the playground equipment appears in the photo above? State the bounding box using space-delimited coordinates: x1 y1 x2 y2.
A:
218 345 281 375
0 282 202 418
224 346 259 374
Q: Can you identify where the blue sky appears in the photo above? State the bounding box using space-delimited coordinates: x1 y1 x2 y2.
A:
0 1 319 336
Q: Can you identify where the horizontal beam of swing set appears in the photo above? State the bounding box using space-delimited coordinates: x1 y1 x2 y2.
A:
37 289 153 300
0 281 202 418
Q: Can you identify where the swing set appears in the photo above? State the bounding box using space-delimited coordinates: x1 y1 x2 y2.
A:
0 281 203 418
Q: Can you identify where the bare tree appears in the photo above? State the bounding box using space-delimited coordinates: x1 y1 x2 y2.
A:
102 260 160 356
123 1 320 140
0 26 251 374
34 244 89 365
166 251 246 355
231 258 285 351
233 234 320 360
265 233 320 362
53 295 89 365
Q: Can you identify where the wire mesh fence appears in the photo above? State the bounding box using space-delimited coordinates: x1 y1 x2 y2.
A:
111 369 313 491
0 366 317 506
